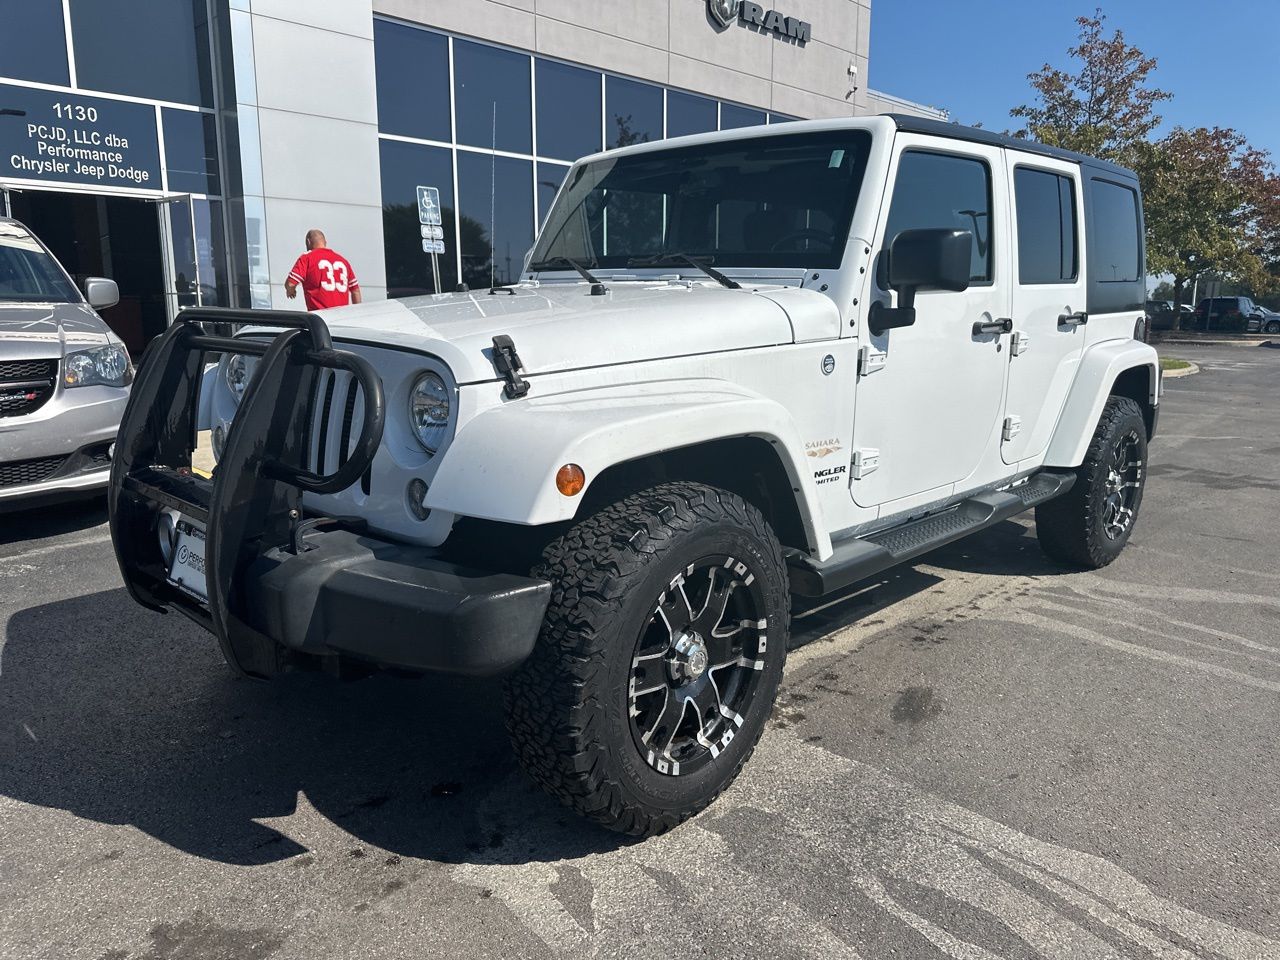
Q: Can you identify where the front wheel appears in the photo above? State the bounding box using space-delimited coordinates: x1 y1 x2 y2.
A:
1265 320 1280 335
1035 396 1148 569
504 482 790 836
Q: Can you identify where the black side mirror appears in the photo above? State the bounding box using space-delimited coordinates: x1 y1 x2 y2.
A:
868 228 973 336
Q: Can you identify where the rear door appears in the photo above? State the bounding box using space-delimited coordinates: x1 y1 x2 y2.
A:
1002 156 1087 464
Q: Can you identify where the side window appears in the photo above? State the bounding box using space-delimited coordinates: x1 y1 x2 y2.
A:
1090 179 1141 283
884 151 993 282
1014 167 1078 284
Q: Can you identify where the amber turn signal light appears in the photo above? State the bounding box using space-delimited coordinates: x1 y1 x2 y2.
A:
556 463 586 496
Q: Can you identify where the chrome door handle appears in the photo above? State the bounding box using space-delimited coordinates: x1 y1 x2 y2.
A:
972 318 1013 336
1058 310 1088 326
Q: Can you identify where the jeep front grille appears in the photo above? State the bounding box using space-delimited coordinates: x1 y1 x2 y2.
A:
309 368 371 495
0 358 58 419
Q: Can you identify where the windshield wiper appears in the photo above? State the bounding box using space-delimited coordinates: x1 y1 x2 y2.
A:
529 255 605 287
626 253 741 290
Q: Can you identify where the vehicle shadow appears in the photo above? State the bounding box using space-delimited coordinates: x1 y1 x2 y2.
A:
0 496 108 545
922 517 1073 579
1 588 632 868
790 518 1072 647
0 519 1064 868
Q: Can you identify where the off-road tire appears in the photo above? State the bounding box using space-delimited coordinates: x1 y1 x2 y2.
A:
1035 396 1148 569
504 481 790 836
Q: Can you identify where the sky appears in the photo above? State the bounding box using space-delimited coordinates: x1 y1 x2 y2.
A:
869 0 1280 162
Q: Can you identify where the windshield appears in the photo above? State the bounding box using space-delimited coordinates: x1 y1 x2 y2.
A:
0 222 80 303
531 129 872 272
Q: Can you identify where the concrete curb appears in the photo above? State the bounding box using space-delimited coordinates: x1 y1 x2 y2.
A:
1162 361 1200 379
1154 338 1274 348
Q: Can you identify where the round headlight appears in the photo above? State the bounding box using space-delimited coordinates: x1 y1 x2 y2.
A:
224 354 252 405
409 371 451 453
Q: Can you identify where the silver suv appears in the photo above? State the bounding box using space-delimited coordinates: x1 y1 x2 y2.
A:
0 218 132 510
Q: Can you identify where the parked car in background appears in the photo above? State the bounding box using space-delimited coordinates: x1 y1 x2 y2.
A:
0 217 132 510
1145 299 1178 331
1193 296 1266 331
1246 307 1280 335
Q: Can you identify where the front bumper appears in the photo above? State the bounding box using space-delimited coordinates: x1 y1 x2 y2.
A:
0 382 127 506
110 308 550 679
246 529 550 675
0 440 115 508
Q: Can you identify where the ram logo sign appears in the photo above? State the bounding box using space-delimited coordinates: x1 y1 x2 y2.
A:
705 0 812 43
707 0 739 28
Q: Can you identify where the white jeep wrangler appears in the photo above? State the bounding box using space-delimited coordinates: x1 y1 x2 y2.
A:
109 115 1158 835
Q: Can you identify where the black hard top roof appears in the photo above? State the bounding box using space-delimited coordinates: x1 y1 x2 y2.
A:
885 114 1138 181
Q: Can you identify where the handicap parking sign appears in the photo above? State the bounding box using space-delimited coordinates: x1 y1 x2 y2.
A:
416 186 442 226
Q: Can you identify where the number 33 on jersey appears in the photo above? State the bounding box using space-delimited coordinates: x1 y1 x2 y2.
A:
287 248 360 310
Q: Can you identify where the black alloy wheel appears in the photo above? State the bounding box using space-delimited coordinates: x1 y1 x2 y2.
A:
628 555 771 778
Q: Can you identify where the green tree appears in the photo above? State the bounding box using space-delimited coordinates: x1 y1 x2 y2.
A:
1143 126 1278 320
1010 9 1171 165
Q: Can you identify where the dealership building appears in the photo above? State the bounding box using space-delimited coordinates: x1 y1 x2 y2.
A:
0 0 944 356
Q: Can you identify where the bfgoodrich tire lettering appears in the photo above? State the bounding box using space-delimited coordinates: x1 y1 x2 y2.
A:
504 481 789 836
1035 395 1148 569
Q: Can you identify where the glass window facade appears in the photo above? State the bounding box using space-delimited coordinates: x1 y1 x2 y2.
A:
375 19 451 142
0 0 69 86
606 76 662 148
667 91 718 138
720 103 767 130
536 60 601 162
458 151 534 288
454 39 532 154
379 138 458 296
373 20 807 299
69 0 213 106
163 109 221 196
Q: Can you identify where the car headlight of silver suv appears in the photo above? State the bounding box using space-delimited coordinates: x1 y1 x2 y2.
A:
409 371 451 453
63 342 133 388
224 353 257 406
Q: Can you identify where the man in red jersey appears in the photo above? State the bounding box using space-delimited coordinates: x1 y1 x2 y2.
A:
285 229 362 310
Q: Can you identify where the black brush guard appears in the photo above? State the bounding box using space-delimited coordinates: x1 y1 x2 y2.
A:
108 309 385 676
109 308 552 679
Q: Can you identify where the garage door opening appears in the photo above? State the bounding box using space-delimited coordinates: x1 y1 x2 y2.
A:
7 190 166 358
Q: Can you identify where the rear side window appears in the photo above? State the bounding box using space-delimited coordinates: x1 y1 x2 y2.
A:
884 151 993 282
1013 167 1077 284
1090 179 1141 283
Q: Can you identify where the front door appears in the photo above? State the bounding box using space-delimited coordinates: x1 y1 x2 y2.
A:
851 138 1010 511
1001 158 1087 464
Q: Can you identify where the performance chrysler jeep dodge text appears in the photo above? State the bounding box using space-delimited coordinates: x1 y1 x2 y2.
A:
109 115 1159 835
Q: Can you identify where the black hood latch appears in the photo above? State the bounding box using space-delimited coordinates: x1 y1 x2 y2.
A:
491 335 530 400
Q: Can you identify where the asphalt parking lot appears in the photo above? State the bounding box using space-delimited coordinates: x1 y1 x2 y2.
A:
2 342 1278 960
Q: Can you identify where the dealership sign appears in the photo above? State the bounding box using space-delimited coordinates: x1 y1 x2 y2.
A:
707 0 811 43
0 82 162 191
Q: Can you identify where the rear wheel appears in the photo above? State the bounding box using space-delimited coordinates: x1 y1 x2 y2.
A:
504 482 789 836
1035 396 1148 569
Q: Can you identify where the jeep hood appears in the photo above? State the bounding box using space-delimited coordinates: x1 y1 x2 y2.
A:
0 302 117 361
319 282 837 383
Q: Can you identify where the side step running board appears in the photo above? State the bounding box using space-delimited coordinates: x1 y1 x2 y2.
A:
787 470 1075 598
